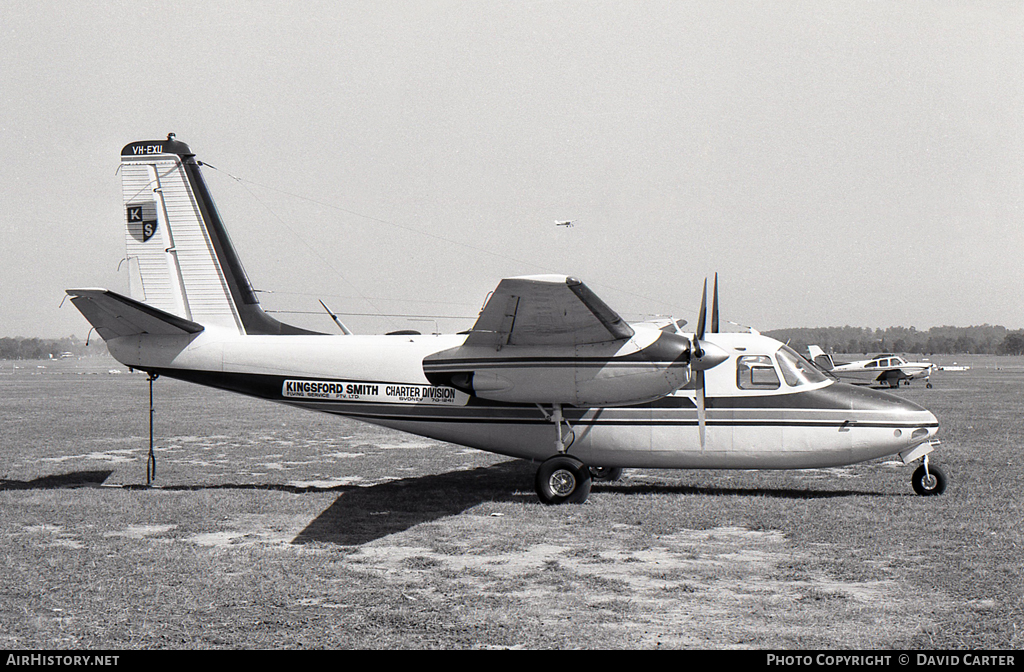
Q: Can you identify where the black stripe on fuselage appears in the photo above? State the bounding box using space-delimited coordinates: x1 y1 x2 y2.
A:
424 357 682 370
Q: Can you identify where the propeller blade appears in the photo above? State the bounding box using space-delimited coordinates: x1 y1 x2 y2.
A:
691 276 724 450
695 370 706 449
692 278 708 363
695 279 708 342
711 272 719 334
690 277 728 371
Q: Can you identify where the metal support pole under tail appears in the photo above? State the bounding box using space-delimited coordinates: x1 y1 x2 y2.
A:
147 373 158 486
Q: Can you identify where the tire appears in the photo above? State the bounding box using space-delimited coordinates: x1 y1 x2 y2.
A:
912 464 947 496
589 466 624 482
535 455 592 505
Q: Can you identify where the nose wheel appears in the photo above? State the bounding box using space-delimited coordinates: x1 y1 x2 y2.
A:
535 455 592 504
911 458 947 496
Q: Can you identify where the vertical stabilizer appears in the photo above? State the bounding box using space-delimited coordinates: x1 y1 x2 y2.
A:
807 345 835 371
120 136 319 335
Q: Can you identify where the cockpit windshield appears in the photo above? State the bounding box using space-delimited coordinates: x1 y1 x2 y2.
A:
776 344 829 387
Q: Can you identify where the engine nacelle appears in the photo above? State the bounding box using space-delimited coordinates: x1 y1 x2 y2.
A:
423 328 696 406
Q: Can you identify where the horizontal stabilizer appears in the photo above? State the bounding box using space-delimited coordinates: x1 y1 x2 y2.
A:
66 288 205 340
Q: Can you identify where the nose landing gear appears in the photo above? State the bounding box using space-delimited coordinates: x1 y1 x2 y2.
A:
911 456 947 496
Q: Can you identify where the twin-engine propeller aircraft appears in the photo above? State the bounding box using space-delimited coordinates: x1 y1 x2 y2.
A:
66 136 947 503
808 347 936 389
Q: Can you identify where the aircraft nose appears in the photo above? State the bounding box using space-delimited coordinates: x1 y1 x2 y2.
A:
844 384 940 442
922 408 939 435
905 406 940 447
894 393 938 421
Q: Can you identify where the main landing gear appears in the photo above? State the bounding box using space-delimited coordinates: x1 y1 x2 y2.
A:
535 455 592 505
533 404 622 504
534 456 624 504
588 465 623 482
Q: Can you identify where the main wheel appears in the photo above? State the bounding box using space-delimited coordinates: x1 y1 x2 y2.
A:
536 455 592 505
912 464 947 496
589 466 623 482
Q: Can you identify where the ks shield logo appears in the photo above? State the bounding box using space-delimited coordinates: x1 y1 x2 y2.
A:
127 202 158 242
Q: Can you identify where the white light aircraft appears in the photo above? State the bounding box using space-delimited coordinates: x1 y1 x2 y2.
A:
808 347 936 389
66 137 947 503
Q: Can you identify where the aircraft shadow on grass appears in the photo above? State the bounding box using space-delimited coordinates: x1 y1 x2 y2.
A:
2 464 885 546
292 460 536 546
0 470 115 490
287 464 887 546
290 468 886 545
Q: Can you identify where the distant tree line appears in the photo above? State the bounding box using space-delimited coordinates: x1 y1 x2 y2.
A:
764 325 1024 356
0 336 108 360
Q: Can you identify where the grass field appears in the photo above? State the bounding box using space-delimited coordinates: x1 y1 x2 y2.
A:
1 355 1021 649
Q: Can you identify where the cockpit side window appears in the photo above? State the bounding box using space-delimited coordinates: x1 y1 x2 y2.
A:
865 361 878 368
737 355 780 390
776 344 829 387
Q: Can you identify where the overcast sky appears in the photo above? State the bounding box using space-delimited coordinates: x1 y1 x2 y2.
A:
2 1 1021 338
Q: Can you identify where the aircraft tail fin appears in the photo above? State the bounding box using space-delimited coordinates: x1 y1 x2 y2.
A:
115 136 319 335
66 288 204 340
807 345 835 371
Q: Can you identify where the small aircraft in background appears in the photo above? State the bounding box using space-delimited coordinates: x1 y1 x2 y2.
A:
555 220 574 228
808 347 936 389
65 136 946 504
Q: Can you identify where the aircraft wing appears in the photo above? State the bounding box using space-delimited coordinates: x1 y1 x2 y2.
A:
464 275 634 348
66 288 205 340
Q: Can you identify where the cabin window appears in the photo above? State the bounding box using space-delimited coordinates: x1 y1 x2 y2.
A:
737 355 780 390
776 344 829 387
865 361 878 368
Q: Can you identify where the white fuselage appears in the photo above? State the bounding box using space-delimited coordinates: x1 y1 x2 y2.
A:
107 329 939 471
